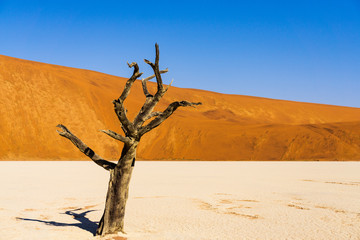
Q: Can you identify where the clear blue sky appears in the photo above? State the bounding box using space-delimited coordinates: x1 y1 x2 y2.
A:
1 0 359 107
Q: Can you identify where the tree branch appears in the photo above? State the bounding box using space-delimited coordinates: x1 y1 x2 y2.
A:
56 124 116 170
100 130 132 144
144 43 164 93
119 62 143 101
141 68 168 97
164 78 173 92
139 101 202 136
143 111 162 121
113 99 134 136
113 62 143 137
134 44 170 128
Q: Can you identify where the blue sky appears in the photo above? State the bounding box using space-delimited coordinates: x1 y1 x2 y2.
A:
1 0 359 107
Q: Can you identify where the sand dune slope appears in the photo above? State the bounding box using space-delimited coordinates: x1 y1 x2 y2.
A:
0 55 360 160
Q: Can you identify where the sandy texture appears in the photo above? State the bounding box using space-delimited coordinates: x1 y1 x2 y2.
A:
1 55 360 160
1 161 359 240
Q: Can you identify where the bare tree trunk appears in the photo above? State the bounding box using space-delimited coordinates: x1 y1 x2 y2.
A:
96 142 138 235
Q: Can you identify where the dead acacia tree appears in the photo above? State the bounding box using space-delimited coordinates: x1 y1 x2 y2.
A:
56 44 201 236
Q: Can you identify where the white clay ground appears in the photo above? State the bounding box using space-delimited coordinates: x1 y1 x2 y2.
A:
0 161 359 240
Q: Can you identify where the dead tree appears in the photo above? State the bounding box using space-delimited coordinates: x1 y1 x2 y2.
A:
56 44 201 236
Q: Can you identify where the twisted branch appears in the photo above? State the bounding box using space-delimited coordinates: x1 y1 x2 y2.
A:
113 99 134 136
139 101 202 136
100 130 132 144
56 124 116 170
119 62 143 101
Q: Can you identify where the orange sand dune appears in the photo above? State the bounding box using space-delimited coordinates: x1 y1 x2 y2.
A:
0 55 360 160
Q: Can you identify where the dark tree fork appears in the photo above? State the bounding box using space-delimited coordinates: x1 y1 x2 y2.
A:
56 44 201 236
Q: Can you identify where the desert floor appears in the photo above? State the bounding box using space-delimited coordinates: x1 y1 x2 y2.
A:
0 161 359 240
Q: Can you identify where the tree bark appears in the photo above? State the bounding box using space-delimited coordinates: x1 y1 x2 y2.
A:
96 142 138 236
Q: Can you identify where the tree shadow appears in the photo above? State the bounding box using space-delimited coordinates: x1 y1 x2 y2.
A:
17 208 99 236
